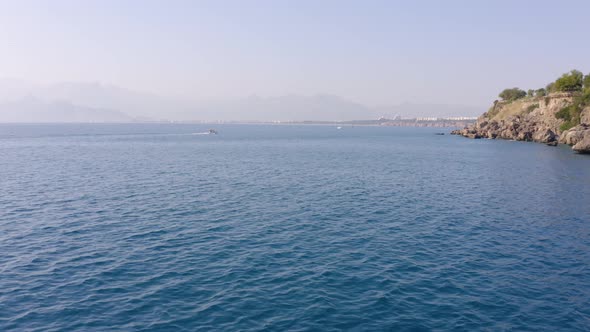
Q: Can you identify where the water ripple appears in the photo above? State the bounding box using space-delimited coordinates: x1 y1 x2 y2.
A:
1 124 590 331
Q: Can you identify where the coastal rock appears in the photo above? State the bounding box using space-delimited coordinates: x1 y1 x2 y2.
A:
453 93 585 149
516 131 532 141
559 125 590 145
559 128 580 145
581 106 590 125
532 128 557 143
572 134 590 153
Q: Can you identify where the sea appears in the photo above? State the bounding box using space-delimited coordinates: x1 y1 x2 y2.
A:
1 123 589 331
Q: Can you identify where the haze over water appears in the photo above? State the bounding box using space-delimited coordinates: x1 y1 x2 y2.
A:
2 1 590 330
1 1 588 122
1 124 589 331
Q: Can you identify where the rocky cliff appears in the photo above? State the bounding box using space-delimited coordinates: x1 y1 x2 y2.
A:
452 92 590 153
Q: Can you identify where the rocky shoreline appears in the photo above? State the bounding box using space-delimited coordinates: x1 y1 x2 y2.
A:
451 92 590 154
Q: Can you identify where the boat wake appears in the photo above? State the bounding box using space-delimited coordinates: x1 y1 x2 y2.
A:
193 129 218 135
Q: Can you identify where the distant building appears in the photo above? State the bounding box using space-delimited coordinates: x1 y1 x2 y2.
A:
444 116 478 121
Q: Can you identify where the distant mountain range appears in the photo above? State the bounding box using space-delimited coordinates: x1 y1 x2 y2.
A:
0 79 484 122
0 96 133 123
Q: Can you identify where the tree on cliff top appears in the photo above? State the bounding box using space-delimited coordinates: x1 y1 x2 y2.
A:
555 72 590 131
554 70 584 92
499 88 526 101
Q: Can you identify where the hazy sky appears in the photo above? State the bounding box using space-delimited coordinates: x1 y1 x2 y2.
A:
0 0 588 107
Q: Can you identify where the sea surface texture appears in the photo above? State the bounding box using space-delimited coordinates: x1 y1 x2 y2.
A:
1 124 589 331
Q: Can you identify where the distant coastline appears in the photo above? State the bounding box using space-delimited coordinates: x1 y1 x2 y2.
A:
159 116 477 128
0 117 477 128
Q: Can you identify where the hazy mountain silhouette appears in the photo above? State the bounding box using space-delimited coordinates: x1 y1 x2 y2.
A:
0 96 133 123
173 94 375 121
0 79 483 122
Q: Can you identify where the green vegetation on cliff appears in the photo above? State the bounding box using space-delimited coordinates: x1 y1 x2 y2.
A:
525 103 539 114
556 90 590 130
494 69 590 131
553 70 584 93
498 69 588 102
552 70 590 130
498 88 526 101
535 88 546 97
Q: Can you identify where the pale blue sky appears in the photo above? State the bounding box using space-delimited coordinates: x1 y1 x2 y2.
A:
0 0 588 106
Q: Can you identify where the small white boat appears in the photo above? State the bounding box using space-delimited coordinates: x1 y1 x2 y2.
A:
192 129 218 135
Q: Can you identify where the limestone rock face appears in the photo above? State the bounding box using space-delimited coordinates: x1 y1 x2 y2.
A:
559 125 590 146
573 133 590 153
451 93 581 147
532 128 557 143
580 106 590 126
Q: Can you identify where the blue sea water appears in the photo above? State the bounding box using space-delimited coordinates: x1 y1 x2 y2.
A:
1 123 589 331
